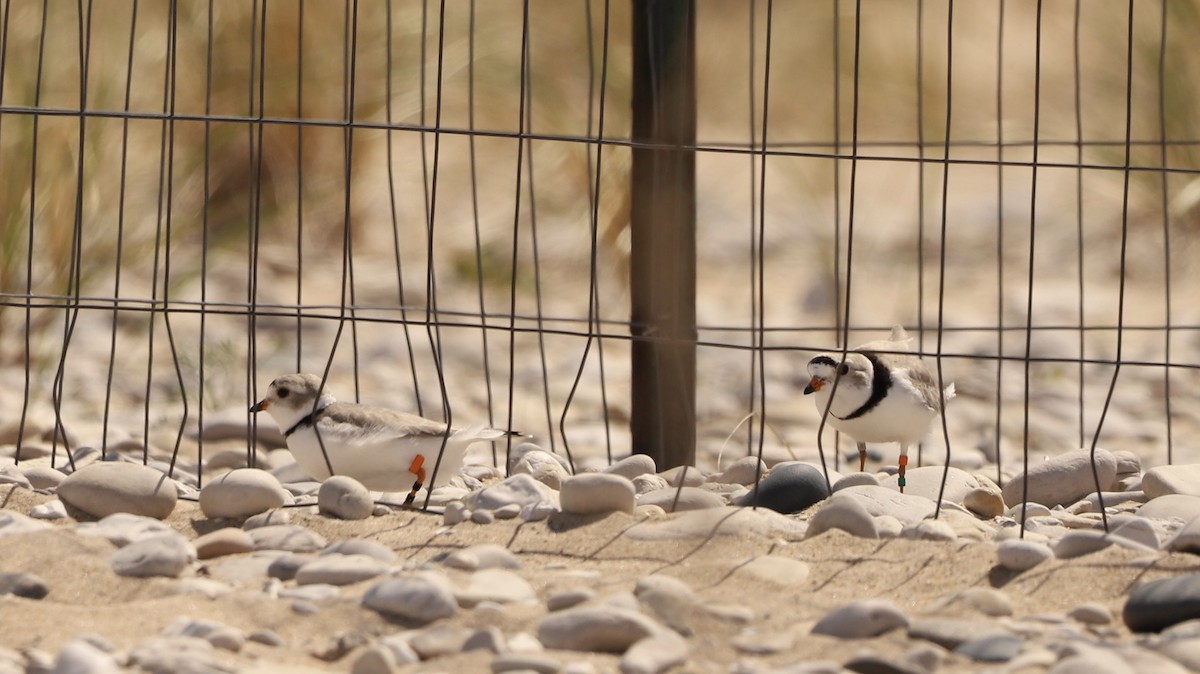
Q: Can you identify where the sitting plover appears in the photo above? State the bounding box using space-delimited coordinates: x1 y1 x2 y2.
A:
803 327 954 492
251 373 514 505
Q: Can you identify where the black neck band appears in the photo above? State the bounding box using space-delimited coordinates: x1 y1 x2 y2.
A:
833 352 892 421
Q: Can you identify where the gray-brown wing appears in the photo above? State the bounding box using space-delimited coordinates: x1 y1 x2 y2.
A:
316 403 449 445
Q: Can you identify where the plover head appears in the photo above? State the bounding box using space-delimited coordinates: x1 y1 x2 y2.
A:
249 373 334 430
803 352 873 396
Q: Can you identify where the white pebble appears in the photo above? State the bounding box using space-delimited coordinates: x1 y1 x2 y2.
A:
318 475 375 520
537 606 666 652
199 468 288 519
363 574 459 624
996 538 1053 571
561 473 636 516
810 599 909 639
109 532 196 578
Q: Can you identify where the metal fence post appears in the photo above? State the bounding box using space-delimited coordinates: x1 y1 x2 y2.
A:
630 0 696 469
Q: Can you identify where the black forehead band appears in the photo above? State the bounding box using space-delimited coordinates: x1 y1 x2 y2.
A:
810 355 839 368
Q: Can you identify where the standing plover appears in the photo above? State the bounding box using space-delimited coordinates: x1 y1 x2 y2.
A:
251 373 514 505
803 327 954 492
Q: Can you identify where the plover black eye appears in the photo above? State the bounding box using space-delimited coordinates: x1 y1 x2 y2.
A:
277 387 290 399
838 363 849 376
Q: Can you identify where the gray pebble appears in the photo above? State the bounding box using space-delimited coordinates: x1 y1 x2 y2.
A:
463 626 507 654
1001 448 1117 508
443 543 522 571
810 599 909 639
1124 574 1200 633
955 634 1025 662
444 501 470 525
711 456 766 486
1053 530 1113 559
198 468 288 519
737 462 830 515
322 539 396 563
561 473 636 516
247 524 328 553
638 487 725 513
318 475 375 520
0 571 49 599
465 473 558 511
242 508 290 530
351 645 397 674
75 512 172 547
456 568 537 607
604 454 657 480
267 553 312 581
58 462 178 520
363 574 459 624
22 465 67 490
619 632 689 674
547 587 596 612
491 653 562 674
537 606 666 652
279 584 341 602
295 554 389 586
409 624 471 659
996 538 1053 571
110 532 196 578
52 639 120 674
807 492 878 540
1068 602 1113 625
472 509 497 524
907 617 1007 649
162 617 245 652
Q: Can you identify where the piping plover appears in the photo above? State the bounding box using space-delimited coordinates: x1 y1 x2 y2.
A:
803 327 954 492
250 373 514 504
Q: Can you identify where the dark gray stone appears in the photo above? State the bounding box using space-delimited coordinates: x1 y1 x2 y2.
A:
738 462 831 514
954 634 1025 662
0 571 49 599
1125 575 1200 633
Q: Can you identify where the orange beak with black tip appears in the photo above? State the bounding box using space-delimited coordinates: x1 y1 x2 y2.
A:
249 400 269 413
803 377 823 395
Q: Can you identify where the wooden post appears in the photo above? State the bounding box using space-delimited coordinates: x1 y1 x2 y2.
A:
630 0 696 469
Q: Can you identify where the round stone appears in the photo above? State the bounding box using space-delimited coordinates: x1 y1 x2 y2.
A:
537 606 665 652
110 532 196 578
604 454 658 480
318 475 374 520
560 473 636 516
810 599 910 639
1124 574 1200 633
737 462 831 514
58 462 178 520
363 574 458 624
996 538 1053 571
199 468 288 519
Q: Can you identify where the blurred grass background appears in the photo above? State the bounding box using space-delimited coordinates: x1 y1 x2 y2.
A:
2 1 1199 451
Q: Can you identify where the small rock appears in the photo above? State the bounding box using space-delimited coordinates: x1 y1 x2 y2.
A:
513 450 571 490
198 468 288 519
53 639 120 674
1124 574 1200 632
162 616 245 652
830 485 936 525
267 554 312 581
363 574 459 624
955 634 1024 662
247 525 328 553
248 630 286 647
963 487 1006 518
351 644 397 674
1139 495 1200 522
443 544 521 571
807 491 879 539
456 568 537 607
605 454 658 480
318 475 375 520
547 588 596 611
901 518 957 542
658 465 705 488
810 599 909 638
638 487 725 513
1001 448 1117 508
0 571 49 599
322 539 397 563
58 462 178 519
242 508 290 530
560 473 636 516
280 584 340 602
935 587 1013 617
635 575 696 635
464 474 558 512
0 465 31 489
409 624 471 659
444 501 470 525
30 500 68 520
619 632 689 674
110 532 196 578
632 474 670 496
832 472 881 491
295 554 389 586
1053 530 1113 559
127 636 224 674
462 626 507 654
1069 602 1113 625
712 456 766 486
471 509 496 524
1111 517 1160 550
996 538 1053 571
491 653 561 674
537 606 666 652
22 466 66 490
907 618 1007 649
885 465 978 503
1144 464 1200 499
0 510 50 536
734 556 810 587
193 528 254 560
495 503 522 519
76 512 172 547
737 462 830 514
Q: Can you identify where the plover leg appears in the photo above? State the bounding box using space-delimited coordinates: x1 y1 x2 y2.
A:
403 454 427 507
898 447 909 493
857 442 868 472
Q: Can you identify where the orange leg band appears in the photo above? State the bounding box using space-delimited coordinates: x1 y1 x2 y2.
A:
404 454 427 507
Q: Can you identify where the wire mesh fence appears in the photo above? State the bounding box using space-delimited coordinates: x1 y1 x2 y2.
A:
2 1 1198 499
